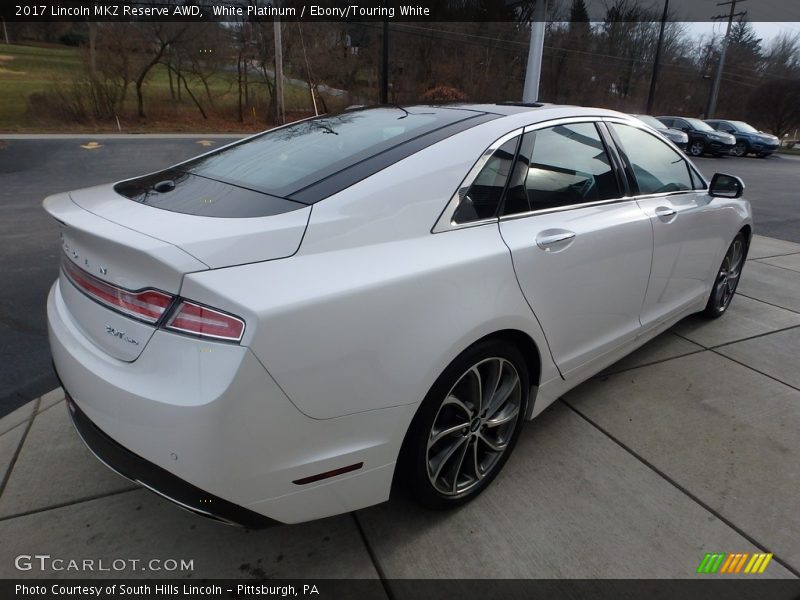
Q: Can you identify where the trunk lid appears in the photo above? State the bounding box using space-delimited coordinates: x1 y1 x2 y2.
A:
45 182 310 361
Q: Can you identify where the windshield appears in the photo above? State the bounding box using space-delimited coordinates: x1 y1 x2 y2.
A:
685 118 715 132
634 115 666 130
181 107 470 198
730 121 758 133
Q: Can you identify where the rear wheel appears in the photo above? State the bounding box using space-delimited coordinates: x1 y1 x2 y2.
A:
400 339 529 508
732 142 748 157
703 233 747 318
689 140 705 156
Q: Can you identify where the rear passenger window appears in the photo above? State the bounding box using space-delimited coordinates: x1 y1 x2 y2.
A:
610 123 693 195
453 137 519 224
502 123 619 213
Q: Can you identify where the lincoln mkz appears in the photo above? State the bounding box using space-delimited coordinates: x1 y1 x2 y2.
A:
46 104 751 526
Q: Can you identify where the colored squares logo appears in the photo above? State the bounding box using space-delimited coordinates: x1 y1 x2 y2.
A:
697 552 773 574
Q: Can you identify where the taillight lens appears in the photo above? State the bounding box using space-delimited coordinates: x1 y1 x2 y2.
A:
62 258 173 324
165 300 245 342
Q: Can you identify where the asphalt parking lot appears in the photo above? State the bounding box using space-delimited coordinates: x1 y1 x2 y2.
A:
0 134 799 583
0 134 799 418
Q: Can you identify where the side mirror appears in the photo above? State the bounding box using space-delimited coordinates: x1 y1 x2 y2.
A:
709 173 744 199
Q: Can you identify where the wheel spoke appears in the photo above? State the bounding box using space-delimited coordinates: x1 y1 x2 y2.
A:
468 366 484 416
450 439 470 494
486 405 520 428
428 421 470 449
432 436 468 483
485 373 519 421
481 360 502 416
472 438 484 480
478 432 507 452
441 394 473 419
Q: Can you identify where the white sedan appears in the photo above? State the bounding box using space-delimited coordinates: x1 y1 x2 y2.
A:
45 104 751 526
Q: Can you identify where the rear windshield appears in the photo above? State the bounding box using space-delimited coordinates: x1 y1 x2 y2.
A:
181 107 473 198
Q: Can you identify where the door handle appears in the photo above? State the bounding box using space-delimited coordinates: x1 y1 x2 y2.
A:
536 230 576 251
655 206 677 222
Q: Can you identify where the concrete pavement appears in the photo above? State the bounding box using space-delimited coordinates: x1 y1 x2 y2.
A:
1 235 799 582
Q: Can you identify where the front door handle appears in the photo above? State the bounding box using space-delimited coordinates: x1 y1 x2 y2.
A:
536 230 576 251
655 206 677 222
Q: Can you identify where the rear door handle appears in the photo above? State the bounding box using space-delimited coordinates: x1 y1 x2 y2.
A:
655 206 677 222
536 230 576 251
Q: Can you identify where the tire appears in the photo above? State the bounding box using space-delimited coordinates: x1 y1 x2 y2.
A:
703 232 748 319
732 142 748 157
689 140 705 157
399 339 529 509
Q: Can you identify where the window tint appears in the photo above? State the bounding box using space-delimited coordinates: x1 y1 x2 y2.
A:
453 136 519 224
504 123 619 213
611 123 694 195
181 107 471 199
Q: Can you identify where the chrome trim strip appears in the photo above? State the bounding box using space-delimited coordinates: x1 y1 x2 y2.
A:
434 114 713 232
601 115 710 189
432 128 523 233
498 197 639 222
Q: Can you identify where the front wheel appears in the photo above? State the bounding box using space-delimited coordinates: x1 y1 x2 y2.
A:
400 340 529 508
689 140 705 156
703 233 747 318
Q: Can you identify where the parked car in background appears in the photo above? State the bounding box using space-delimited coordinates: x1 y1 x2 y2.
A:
705 119 780 158
45 104 752 526
657 116 736 157
631 114 689 151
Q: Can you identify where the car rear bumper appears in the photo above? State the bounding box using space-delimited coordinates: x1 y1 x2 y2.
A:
63 390 276 528
47 280 413 524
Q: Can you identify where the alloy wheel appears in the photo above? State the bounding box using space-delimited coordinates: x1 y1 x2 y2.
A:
732 143 747 157
689 141 704 156
712 238 745 312
426 357 522 496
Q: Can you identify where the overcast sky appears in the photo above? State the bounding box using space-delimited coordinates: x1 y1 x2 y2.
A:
686 21 800 43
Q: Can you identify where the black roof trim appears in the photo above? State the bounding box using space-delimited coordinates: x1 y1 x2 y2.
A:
496 101 546 108
289 111 500 204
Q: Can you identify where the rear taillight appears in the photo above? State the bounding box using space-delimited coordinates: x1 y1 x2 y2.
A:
62 258 172 324
62 259 245 342
165 301 245 342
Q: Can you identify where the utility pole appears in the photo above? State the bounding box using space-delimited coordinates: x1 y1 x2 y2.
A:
2 18 9 45
273 17 285 125
522 0 548 103
706 0 747 119
646 0 669 114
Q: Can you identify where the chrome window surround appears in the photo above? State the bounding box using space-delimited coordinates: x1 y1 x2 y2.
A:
433 115 710 233
432 127 523 233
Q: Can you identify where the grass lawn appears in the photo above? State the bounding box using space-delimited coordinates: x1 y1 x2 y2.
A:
0 43 83 130
0 43 328 132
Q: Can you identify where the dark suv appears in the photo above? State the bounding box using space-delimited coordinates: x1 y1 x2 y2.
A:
657 116 736 157
705 119 780 158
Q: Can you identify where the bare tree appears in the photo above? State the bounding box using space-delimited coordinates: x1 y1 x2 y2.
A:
133 23 188 118
747 78 800 137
